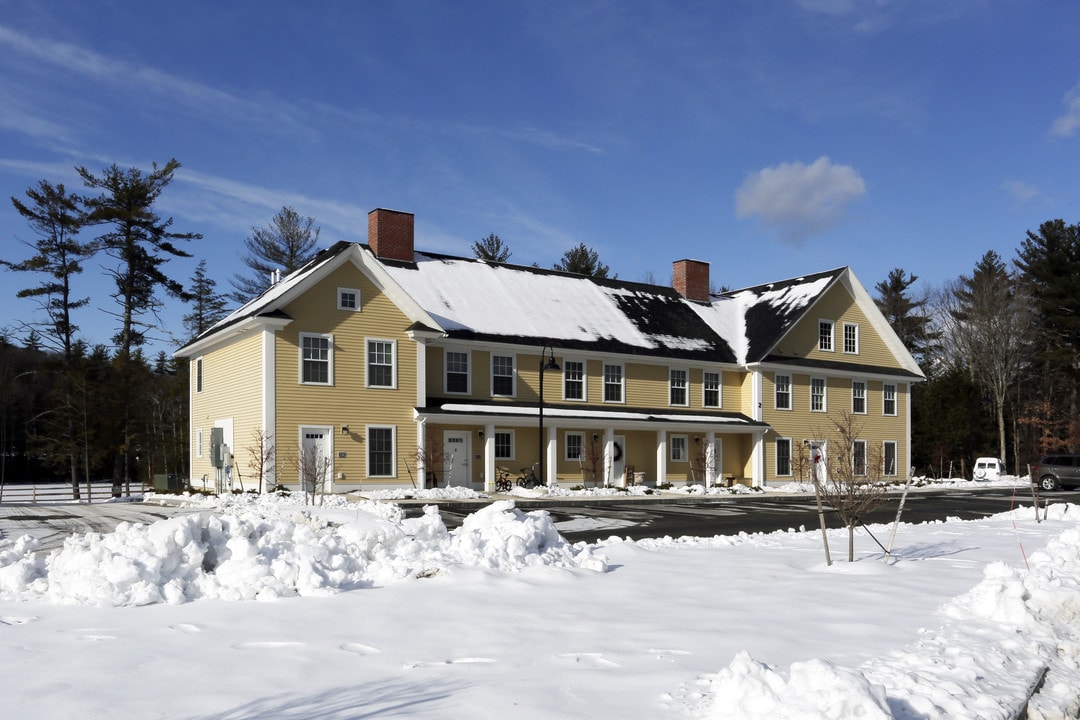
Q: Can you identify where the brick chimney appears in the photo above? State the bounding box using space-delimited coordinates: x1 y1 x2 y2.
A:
673 259 710 302
368 208 415 262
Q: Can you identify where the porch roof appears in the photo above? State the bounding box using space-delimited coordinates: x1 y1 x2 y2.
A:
416 400 767 432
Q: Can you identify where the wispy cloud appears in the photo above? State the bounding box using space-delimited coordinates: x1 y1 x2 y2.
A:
1001 179 1040 203
735 156 867 244
0 24 311 140
1050 80 1080 137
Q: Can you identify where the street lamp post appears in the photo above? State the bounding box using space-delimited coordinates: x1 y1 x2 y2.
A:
538 346 561 485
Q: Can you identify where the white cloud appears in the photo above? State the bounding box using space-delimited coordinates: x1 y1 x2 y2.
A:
1050 80 1080 137
735 156 867 244
1001 179 1040 202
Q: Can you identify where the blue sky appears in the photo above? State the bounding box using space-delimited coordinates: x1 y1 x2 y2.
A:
2 1 1079 356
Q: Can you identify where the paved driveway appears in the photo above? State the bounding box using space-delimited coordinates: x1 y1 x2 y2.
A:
0 501 203 554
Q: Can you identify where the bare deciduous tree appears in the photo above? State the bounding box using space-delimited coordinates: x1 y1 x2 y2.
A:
812 411 892 562
245 428 276 493
937 251 1036 467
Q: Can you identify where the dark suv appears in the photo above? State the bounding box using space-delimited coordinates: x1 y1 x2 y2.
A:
1032 455 1080 491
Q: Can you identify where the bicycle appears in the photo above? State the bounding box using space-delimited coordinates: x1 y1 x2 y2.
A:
516 463 543 489
494 468 513 492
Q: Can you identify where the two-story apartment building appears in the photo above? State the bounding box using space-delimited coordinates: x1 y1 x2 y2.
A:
176 208 923 493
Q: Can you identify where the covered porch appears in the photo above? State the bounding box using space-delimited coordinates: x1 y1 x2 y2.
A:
415 401 768 491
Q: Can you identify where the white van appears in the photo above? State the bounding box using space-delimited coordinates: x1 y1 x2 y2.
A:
973 457 1005 481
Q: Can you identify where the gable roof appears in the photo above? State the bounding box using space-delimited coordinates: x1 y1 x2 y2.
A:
176 242 923 380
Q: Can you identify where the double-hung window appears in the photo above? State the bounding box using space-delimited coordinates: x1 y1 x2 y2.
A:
776 438 792 476
811 377 826 412
853 440 867 476
883 441 898 476
852 380 866 414
703 371 721 408
565 432 584 462
491 354 515 397
446 351 470 394
669 368 688 406
775 374 791 410
670 435 688 462
818 320 834 352
563 360 585 400
367 426 395 477
300 333 332 385
603 363 624 403
843 323 859 354
883 384 897 416
366 339 396 388
494 430 514 460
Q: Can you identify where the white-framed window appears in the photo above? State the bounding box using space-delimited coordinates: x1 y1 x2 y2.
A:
853 439 867 476
811 377 826 412
367 425 396 477
883 384 897 416
338 287 361 311
670 434 688 462
703 370 721 408
445 350 470 394
563 359 585 401
196 428 204 458
366 338 396 388
491 354 515 397
852 380 866 414
300 333 332 385
843 323 859 354
494 430 514 461
603 362 624 403
669 368 688 406
818 320 834 352
565 431 584 461
776 437 792 476
775 374 791 410
195 356 203 393
883 441 898 476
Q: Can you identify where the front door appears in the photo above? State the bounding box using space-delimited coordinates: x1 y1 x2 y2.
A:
612 434 626 485
300 427 333 494
443 431 471 487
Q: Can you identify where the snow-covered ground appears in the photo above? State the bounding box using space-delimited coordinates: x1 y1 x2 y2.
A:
0 482 1076 719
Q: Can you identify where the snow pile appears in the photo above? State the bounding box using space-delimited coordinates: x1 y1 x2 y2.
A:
357 486 483 501
689 504 1080 719
0 498 605 607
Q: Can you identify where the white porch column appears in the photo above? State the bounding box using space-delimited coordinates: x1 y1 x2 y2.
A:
705 430 717 488
751 429 765 487
603 428 614 486
261 328 277 490
416 417 427 484
483 422 496 491
656 429 667 487
545 423 558 485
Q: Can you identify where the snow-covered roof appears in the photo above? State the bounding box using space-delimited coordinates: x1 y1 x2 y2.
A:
379 249 737 363
178 243 918 377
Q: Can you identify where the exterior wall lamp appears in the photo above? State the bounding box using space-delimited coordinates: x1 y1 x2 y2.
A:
538 345 561 485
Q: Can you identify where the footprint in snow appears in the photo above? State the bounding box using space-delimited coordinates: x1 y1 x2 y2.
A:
340 642 382 655
0 616 38 625
79 634 117 642
170 623 203 633
556 652 621 669
233 641 305 650
403 658 496 670
648 648 692 662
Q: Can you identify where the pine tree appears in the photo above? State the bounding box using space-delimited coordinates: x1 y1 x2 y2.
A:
183 260 229 341
77 159 201 356
472 233 511 262
554 243 613 278
873 268 937 369
4 180 92 359
231 206 320 303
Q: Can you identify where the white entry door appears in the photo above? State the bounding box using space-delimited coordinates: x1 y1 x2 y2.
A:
301 427 332 493
612 435 626 485
443 431 470 487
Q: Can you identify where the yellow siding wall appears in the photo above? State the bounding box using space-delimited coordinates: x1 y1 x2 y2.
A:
189 331 263 485
273 263 418 488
